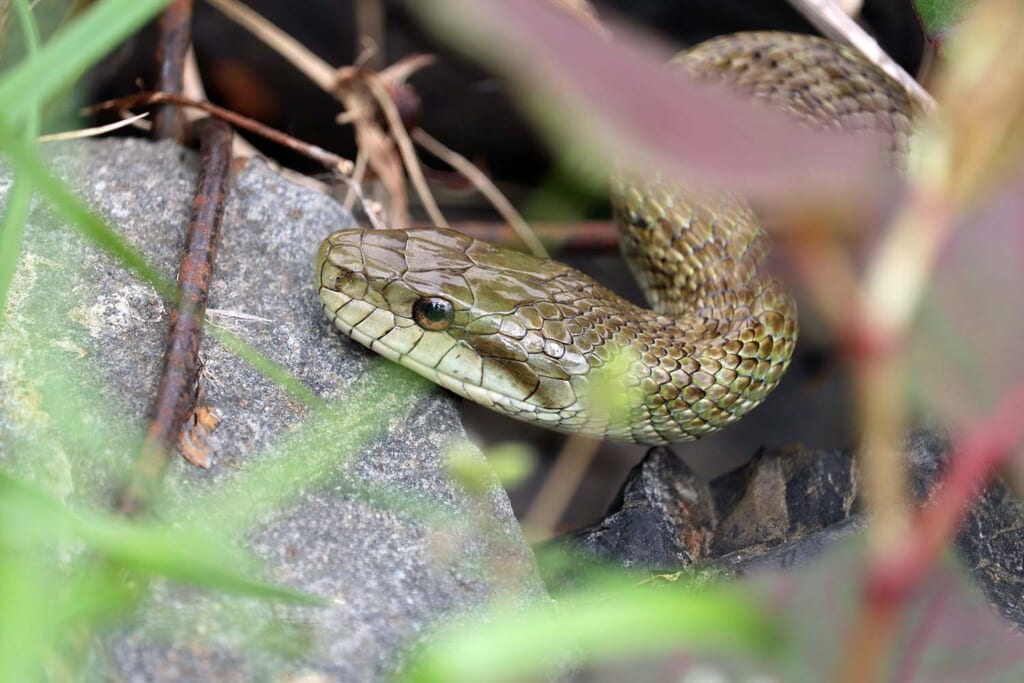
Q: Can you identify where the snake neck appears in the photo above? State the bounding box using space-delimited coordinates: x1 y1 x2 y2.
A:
611 174 772 320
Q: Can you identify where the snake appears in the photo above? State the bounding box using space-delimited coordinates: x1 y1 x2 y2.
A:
316 32 916 445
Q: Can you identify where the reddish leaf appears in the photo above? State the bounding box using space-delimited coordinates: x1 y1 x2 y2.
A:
909 182 1024 428
411 0 894 208
747 542 1024 682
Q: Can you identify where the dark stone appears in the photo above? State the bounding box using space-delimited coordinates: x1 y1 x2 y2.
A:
563 444 858 571
557 427 1024 628
564 448 715 571
709 444 857 556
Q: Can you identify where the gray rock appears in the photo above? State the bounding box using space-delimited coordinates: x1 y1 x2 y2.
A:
0 138 546 681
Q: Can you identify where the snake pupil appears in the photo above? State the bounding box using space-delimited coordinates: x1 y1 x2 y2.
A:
413 297 454 331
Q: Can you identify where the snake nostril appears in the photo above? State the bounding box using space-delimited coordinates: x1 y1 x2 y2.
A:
332 270 355 291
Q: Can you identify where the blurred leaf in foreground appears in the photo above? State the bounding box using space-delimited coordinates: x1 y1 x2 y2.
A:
0 0 171 123
908 185 1023 430
0 471 317 603
746 538 1024 682
410 0 890 207
0 468 318 679
448 440 536 493
399 575 779 683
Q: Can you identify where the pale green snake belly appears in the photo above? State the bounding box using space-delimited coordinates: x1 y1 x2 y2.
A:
316 32 916 445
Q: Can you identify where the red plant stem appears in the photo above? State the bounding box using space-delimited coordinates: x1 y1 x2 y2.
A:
152 0 194 140
116 118 233 515
839 381 1024 682
890 572 953 683
871 381 1024 600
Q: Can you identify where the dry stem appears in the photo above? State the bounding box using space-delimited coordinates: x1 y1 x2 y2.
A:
786 0 936 111
414 129 549 257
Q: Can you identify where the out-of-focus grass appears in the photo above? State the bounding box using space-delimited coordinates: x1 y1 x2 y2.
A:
0 0 40 323
401 575 781 683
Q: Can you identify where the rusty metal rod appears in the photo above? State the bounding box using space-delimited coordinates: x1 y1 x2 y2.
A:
152 0 194 140
117 118 233 515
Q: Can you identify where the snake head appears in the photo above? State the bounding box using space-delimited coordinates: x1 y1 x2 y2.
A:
316 228 605 425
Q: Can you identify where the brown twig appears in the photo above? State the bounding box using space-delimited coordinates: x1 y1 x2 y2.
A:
37 112 151 142
89 92 353 174
116 118 234 515
364 75 448 227
152 0 194 140
414 129 548 257
522 435 601 541
332 172 387 232
205 0 335 90
452 220 617 253
354 0 385 70
344 148 369 212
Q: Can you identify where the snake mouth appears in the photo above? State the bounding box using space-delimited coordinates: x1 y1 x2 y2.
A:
319 276 563 426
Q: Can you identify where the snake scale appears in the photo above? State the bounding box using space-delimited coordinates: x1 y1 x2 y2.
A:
316 32 916 445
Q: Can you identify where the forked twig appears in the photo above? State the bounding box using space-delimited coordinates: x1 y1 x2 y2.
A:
363 75 448 228
414 129 548 257
89 92 353 174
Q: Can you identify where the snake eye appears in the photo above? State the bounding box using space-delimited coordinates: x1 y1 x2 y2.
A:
412 297 454 331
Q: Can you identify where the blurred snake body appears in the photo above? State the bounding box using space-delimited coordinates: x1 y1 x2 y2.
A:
316 32 915 445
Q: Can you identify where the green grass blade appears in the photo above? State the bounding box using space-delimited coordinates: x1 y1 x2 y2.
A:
402 582 780 682
0 472 319 604
0 0 42 325
0 0 170 121
0 131 173 296
0 556 52 682
209 325 328 411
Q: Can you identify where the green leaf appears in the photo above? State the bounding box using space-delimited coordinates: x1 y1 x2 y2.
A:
914 0 971 38
0 0 171 122
447 440 535 492
0 555 53 682
401 580 779 682
0 0 43 324
0 472 319 605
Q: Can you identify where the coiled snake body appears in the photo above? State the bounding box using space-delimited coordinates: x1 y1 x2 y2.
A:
316 32 915 445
